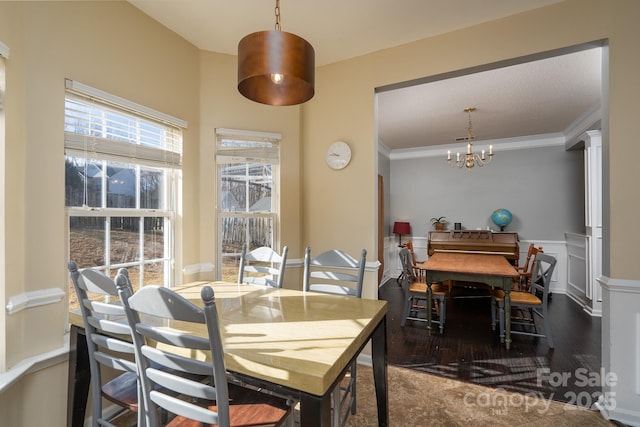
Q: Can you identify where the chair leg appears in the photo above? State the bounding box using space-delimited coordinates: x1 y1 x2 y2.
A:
541 309 554 349
332 361 357 427
439 297 446 333
350 362 357 415
332 386 340 427
401 296 411 326
498 301 505 343
530 308 539 334
491 298 497 331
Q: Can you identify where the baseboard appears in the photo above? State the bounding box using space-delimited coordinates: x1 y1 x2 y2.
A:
356 353 372 367
595 395 640 427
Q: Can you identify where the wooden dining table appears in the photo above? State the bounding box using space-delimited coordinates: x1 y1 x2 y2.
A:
67 281 389 427
421 252 518 349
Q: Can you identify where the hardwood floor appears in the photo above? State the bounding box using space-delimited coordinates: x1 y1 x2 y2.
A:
379 279 603 406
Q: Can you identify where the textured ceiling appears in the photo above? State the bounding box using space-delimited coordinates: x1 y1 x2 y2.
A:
128 0 564 67
378 47 602 150
127 0 602 151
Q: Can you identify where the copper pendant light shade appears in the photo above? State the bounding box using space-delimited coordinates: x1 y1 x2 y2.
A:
238 30 315 106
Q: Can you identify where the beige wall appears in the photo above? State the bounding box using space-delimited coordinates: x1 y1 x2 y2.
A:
0 2 201 424
1 0 639 424
0 0 201 368
607 0 640 277
304 0 640 291
197 50 304 288
0 362 68 426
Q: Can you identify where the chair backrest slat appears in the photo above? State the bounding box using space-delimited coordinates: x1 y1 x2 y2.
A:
93 352 137 372
84 299 127 316
146 365 217 400
86 316 133 336
135 323 210 350
140 346 214 376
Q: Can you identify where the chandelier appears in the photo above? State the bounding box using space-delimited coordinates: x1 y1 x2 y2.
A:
447 107 493 169
237 0 315 106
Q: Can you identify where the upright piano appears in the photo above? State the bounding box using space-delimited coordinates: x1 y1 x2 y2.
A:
427 230 519 265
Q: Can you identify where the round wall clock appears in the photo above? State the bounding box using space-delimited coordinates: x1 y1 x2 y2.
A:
326 141 352 170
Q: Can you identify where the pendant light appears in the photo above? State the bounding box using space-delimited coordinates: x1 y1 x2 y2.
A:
237 0 315 106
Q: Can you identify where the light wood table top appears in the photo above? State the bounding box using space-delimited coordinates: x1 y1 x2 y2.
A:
421 252 518 277
175 281 388 396
69 281 388 396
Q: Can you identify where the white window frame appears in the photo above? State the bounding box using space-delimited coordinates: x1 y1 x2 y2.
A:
64 80 185 289
215 128 281 282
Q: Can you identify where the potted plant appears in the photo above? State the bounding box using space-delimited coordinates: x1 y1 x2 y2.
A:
430 216 447 231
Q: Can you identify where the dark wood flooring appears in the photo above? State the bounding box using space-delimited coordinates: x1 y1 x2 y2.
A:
379 279 602 406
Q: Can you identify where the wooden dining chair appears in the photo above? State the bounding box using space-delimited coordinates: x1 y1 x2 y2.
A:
67 261 141 427
116 278 293 427
491 253 557 348
515 243 543 291
238 243 288 288
303 247 367 427
398 248 448 333
406 240 425 282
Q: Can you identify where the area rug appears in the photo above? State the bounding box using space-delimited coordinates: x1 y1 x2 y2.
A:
345 365 615 427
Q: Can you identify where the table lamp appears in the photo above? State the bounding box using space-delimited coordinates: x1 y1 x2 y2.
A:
393 221 411 247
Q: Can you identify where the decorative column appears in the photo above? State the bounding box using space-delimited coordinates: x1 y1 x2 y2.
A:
584 130 602 315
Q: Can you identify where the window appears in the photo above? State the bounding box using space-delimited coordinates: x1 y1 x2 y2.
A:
65 80 185 308
215 129 281 281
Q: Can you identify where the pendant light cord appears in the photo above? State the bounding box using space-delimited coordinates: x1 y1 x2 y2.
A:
274 0 281 31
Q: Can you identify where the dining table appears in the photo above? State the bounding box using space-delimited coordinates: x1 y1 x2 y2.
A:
421 252 518 349
67 281 389 427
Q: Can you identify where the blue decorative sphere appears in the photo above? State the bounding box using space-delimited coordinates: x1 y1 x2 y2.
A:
491 208 512 231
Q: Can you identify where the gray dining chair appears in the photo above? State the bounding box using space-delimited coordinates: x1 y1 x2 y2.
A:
67 261 141 427
491 252 557 348
303 246 367 427
398 248 448 333
116 278 293 427
303 247 366 297
238 243 288 288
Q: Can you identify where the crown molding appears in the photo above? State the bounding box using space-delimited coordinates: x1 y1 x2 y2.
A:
388 133 565 161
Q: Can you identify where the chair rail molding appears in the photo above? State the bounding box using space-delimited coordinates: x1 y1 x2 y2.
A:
5 288 65 315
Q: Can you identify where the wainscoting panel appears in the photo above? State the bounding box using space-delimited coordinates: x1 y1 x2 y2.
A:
566 233 588 307
597 276 640 426
566 232 601 316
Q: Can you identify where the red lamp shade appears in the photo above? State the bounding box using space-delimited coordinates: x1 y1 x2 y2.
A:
393 222 411 235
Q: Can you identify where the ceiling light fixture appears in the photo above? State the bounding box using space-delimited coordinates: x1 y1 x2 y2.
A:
448 107 493 169
237 0 315 106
